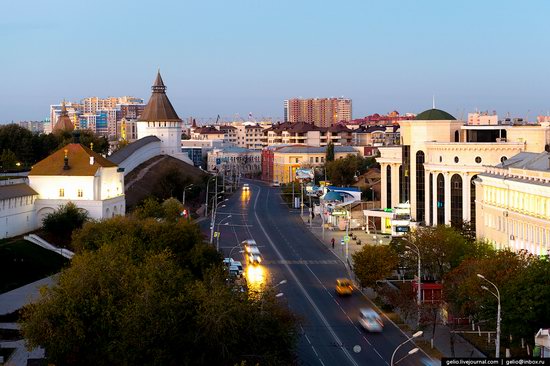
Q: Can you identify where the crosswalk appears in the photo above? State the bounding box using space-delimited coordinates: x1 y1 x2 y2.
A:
263 259 340 265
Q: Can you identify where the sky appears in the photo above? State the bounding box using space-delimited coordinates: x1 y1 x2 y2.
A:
1 0 549 123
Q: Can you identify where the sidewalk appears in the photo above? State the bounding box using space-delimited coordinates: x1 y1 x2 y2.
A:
0 275 57 316
301 214 486 360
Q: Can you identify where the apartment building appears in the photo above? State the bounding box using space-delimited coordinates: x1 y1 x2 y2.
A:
284 98 352 127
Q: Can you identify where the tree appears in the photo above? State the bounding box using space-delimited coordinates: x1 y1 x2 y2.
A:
42 202 90 246
22 217 298 365
325 141 334 162
0 148 19 170
352 244 398 289
325 154 359 186
132 197 164 220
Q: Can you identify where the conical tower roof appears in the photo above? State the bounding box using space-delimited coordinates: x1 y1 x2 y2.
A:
53 101 75 133
139 71 182 122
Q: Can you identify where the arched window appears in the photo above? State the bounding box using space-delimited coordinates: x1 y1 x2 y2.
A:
429 172 433 224
416 151 425 223
386 165 392 208
437 173 445 225
454 130 459 142
450 174 463 226
470 175 477 230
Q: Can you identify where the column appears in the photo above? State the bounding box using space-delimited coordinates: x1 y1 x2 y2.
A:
391 163 400 208
432 172 438 226
424 170 431 226
380 163 388 209
462 173 471 223
444 172 451 226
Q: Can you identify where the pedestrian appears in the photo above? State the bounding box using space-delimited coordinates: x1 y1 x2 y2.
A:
331 237 335 249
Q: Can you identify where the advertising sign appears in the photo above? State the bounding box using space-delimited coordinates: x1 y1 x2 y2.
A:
295 168 314 180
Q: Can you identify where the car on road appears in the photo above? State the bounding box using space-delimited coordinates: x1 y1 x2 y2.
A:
228 265 242 278
243 183 249 191
242 239 257 253
335 278 353 296
247 246 262 265
272 181 280 187
223 257 235 267
232 261 244 275
358 308 383 332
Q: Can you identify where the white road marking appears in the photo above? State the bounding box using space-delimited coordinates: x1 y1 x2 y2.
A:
251 184 360 366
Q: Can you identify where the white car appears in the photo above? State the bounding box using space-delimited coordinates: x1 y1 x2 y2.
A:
247 247 262 265
242 239 258 253
358 308 383 332
272 182 280 187
243 183 250 191
223 257 235 267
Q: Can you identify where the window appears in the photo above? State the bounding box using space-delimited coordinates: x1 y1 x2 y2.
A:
475 156 482 164
439 156 443 163
450 174 463 226
59 188 65 197
454 156 459 163
77 189 83 198
501 156 508 163
416 151 425 223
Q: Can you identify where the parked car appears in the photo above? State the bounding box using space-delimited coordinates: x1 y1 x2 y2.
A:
335 278 353 296
223 257 235 267
228 265 241 278
358 308 383 332
232 261 244 276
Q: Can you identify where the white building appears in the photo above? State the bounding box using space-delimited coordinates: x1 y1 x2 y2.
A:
136 72 192 164
376 108 550 229
475 151 550 255
0 180 39 239
207 147 261 176
29 143 126 223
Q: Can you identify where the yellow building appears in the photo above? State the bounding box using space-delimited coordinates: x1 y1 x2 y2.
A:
475 152 550 255
272 145 358 184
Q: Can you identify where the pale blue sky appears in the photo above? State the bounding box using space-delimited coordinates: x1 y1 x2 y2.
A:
1 0 549 122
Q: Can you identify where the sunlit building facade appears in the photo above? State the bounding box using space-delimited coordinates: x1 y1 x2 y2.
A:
475 152 550 255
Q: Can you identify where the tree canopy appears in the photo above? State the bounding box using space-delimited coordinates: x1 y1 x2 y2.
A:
352 244 398 288
22 213 298 365
42 202 90 246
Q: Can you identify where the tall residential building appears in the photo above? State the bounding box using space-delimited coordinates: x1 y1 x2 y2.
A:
284 98 352 127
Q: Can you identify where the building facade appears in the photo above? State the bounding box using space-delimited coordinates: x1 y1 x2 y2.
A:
475 152 550 255
207 147 261 177
376 108 550 228
284 98 352 127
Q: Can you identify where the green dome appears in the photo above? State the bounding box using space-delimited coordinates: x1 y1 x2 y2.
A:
415 108 456 121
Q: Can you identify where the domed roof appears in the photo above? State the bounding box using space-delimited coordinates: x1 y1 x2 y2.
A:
415 108 456 121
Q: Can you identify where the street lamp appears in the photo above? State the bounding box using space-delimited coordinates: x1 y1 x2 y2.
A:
216 215 232 250
390 331 423 366
210 198 228 245
182 183 193 206
204 174 218 217
406 243 422 327
273 279 287 289
477 273 501 358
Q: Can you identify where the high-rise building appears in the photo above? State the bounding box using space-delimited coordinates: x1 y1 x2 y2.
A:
284 97 352 127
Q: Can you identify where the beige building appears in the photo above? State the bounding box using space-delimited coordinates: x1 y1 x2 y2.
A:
207 147 261 176
272 145 358 184
266 122 352 147
284 98 352 127
475 152 550 255
377 108 550 228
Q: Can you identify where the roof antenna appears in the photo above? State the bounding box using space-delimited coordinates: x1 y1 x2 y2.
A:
432 95 436 109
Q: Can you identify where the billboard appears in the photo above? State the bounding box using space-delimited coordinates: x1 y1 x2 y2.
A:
295 168 314 180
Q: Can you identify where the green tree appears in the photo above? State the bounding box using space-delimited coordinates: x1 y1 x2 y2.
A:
352 244 398 289
132 197 164 220
325 154 360 186
325 141 335 162
162 197 185 221
42 202 90 246
0 148 19 170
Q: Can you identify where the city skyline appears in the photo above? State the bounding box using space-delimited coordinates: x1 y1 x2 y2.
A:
2 0 550 122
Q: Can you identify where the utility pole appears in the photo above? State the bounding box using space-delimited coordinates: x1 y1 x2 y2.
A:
300 180 304 217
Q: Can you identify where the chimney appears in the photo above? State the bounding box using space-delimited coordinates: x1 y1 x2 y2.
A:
63 149 70 170
89 156 94 165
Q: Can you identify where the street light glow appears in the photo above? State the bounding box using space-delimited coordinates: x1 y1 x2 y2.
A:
412 331 423 338
477 273 485 279
408 348 419 355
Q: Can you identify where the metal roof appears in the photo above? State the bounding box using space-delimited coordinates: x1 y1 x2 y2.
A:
108 136 161 164
0 183 38 200
138 71 182 122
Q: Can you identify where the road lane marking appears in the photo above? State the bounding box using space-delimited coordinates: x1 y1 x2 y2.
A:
251 184 360 366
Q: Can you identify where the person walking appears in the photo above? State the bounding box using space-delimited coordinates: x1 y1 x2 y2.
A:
331 237 335 249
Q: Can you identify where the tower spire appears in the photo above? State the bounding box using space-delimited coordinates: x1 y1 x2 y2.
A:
432 95 436 109
152 70 166 93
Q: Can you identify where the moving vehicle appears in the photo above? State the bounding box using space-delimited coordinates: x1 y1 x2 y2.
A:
358 308 383 332
243 183 250 191
272 181 280 187
242 239 258 253
335 278 353 296
247 246 262 265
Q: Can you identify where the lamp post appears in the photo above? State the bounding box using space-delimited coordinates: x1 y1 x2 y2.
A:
182 183 193 206
210 198 228 245
216 215 232 250
390 331 423 366
478 274 501 358
344 200 354 263
406 243 422 327
205 174 218 217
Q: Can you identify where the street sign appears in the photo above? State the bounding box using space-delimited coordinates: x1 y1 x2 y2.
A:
344 235 350 243
214 232 220 238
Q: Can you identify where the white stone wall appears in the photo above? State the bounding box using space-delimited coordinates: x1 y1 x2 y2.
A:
0 195 38 239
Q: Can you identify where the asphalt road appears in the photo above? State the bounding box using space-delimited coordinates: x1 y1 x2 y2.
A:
201 180 429 366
